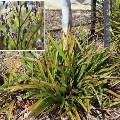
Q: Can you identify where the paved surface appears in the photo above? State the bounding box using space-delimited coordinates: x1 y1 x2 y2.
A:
45 0 102 10
45 0 91 10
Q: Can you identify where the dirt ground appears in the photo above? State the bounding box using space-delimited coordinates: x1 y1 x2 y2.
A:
45 10 91 41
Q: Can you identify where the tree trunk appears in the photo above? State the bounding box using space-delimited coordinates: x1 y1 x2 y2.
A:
104 0 111 47
90 0 96 36
61 0 72 50
61 0 72 35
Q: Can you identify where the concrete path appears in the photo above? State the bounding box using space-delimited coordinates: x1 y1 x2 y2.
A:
45 0 91 10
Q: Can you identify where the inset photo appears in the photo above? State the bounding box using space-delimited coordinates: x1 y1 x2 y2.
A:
0 1 45 50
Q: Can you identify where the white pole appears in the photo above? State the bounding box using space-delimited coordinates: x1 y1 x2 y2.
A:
61 0 72 35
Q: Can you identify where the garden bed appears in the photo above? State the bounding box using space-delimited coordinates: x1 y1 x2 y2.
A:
0 7 120 120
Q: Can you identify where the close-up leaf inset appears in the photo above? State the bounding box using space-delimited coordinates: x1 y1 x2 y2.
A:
0 1 44 50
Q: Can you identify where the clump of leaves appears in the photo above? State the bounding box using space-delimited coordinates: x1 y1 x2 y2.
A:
0 1 44 50
1 29 118 119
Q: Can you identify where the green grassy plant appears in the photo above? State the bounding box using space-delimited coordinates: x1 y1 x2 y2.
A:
0 29 119 119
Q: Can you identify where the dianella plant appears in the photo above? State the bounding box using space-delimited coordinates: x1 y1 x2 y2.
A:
0 1 44 50
1 29 119 119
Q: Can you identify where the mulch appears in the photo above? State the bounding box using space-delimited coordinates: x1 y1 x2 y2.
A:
45 10 91 41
